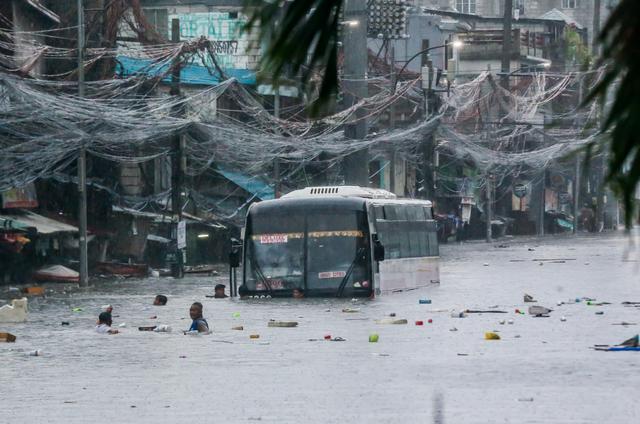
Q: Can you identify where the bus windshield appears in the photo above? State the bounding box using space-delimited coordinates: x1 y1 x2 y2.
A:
244 209 370 296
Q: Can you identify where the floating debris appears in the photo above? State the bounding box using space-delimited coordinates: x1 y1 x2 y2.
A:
524 294 536 303
450 310 466 318
0 332 16 342
249 334 260 339
419 299 432 304
375 318 408 325
232 326 244 331
485 332 501 340
342 308 359 313
369 334 379 343
528 305 552 317
268 320 298 328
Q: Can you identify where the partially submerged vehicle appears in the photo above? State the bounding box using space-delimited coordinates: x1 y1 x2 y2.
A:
229 186 440 298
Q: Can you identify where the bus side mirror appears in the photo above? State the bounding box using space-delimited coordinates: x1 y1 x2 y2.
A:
372 234 385 262
229 249 240 268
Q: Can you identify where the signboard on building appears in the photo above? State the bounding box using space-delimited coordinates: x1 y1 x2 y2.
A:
1 184 38 208
168 12 256 71
177 220 186 249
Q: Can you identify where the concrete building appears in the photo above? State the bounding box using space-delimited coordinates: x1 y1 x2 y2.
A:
414 0 619 51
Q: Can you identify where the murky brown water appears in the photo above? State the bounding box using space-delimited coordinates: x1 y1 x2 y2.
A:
1 232 639 423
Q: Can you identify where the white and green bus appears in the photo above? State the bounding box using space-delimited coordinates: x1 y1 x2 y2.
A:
232 186 440 298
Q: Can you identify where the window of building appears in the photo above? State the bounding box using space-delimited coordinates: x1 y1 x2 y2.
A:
562 0 577 9
455 0 476 14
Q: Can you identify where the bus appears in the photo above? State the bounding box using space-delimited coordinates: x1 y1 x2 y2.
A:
231 186 440 298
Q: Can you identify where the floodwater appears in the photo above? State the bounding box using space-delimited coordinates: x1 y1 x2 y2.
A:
1 232 639 423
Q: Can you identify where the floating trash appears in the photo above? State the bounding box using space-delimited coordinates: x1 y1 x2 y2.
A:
249 334 260 339
560 316 567 322
450 310 466 318
232 312 241 318
485 332 501 340
72 308 83 313
118 323 127 328
449 327 458 332
153 325 171 332
419 299 432 304
369 333 379 343
29 350 43 356
138 326 156 331
508 319 514 325
324 334 332 340
342 308 359 313
499 320 506 325
528 305 552 317
268 320 298 327
415 320 424 326
524 294 536 303
0 332 16 342
428 319 433 324
375 318 408 325
232 326 244 331
595 311 604 315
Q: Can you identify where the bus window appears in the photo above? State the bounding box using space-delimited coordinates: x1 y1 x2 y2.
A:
394 205 408 221
383 205 397 220
373 205 385 221
245 213 305 291
306 211 369 293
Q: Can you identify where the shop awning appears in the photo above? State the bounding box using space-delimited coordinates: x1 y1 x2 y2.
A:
216 168 275 201
0 210 78 234
112 206 226 229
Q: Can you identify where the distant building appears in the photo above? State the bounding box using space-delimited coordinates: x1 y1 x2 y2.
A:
414 0 618 51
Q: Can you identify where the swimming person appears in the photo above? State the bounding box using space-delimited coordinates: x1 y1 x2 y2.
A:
214 284 228 299
153 295 168 306
95 312 119 334
292 287 305 299
187 302 209 333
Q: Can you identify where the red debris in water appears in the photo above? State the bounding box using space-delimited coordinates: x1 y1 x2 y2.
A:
324 334 332 340
415 320 424 326
428 319 433 324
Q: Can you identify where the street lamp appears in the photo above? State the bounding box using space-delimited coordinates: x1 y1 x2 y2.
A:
394 41 463 92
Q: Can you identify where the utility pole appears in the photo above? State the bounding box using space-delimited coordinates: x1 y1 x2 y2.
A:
342 0 369 186
389 44 396 193
500 0 513 88
422 58 435 201
170 18 184 278
486 174 493 243
592 0 601 56
273 90 281 197
77 0 88 287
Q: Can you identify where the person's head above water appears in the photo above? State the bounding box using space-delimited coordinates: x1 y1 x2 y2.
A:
154 295 168 306
292 287 305 299
214 284 227 298
189 302 203 320
98 312 112 326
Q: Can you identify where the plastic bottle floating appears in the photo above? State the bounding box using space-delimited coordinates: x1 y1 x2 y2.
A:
419 299 432 304
369 333 379 343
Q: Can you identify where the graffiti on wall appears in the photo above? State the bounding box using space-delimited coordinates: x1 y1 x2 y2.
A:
169 12 251 70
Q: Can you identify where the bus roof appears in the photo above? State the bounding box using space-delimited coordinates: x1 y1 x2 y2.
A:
279 186 432 207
